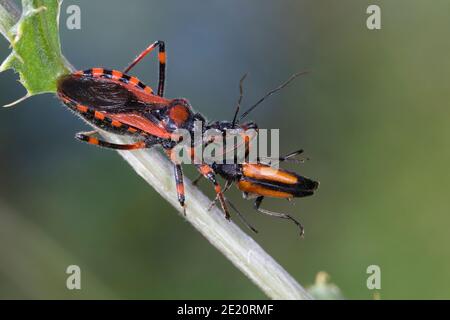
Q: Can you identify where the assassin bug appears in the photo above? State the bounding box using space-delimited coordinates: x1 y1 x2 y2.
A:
56 40 319 235
58 40 237 219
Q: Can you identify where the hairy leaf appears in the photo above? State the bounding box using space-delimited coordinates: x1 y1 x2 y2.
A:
0 0 70 96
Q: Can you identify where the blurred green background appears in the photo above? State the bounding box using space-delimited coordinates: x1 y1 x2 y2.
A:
1 0 450 299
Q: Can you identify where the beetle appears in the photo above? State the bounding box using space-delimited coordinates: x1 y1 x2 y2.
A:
211 150 319 236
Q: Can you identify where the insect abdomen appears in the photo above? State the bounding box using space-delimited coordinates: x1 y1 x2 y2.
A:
238 164 319 198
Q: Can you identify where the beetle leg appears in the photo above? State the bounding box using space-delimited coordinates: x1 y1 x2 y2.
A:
259 149 308 165
253 196 304 237
226 198 258 234
280 149 305 161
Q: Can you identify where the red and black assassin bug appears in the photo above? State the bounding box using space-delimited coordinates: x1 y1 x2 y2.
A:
57 40 234 219
56 40 319 235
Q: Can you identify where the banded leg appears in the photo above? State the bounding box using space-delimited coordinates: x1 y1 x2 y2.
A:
123 40 166 97
192 139 222 186
75 131 146 150
207 179 233 211
205 180 258 233
196 164 231 220
174 164 186 214
254 196 305 237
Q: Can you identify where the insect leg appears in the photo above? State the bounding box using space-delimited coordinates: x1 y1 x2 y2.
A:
207 179 233 211
173 163 186 214
196 164 231 220
259 149 307 165
123 40 166 97
231 73 248 127
204 179 257 233
280 149 304 161
253 196 305 237
75 131 146 150
226 198 258 234
192 174 203 186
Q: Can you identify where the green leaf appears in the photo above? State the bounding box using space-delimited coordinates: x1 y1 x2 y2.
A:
0 0 70 97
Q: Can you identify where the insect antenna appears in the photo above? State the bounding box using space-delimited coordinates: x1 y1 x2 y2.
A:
238 71 309 122
231 73 248 128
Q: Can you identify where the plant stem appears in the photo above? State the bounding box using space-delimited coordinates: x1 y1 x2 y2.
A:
107 134 313 300
0 0 312 300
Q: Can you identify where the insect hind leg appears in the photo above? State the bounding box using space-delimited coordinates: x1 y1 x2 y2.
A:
254 196 305 237
75 131 146 150
227 198 258 234
123 40 166 97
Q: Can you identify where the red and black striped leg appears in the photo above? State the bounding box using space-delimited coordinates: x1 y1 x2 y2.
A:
254 196 305 237
196 164 231 220
75 131 146 150
123 40 166 97
173 163 186 215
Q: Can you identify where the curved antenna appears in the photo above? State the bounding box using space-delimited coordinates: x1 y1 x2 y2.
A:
238 71 309 122
231 73 248 128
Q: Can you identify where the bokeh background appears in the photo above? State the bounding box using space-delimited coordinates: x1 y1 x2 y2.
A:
1 0 449 299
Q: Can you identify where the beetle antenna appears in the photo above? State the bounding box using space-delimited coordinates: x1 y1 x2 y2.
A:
238 71 308 122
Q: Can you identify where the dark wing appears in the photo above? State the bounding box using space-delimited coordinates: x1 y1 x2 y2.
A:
57 75 161 113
